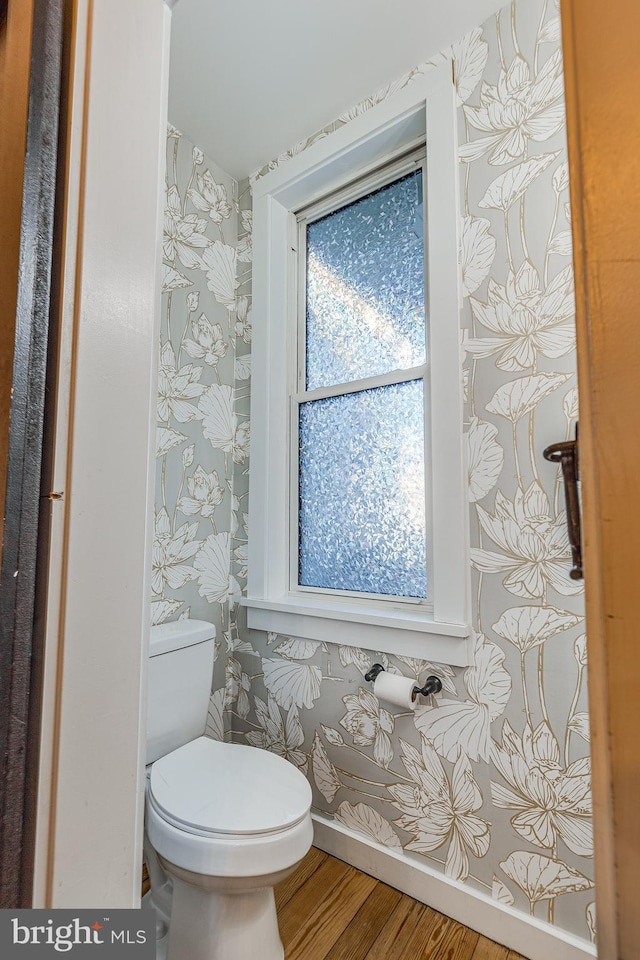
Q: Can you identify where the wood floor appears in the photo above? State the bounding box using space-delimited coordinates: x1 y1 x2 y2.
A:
275 847 526 960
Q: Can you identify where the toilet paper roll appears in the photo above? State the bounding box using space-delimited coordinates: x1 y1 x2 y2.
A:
373 672 418 709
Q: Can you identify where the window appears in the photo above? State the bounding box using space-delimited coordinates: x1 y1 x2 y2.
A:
245 63 470 665
296 156 428 602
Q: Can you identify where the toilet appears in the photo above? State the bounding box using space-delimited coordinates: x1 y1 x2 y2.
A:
144 619 313 960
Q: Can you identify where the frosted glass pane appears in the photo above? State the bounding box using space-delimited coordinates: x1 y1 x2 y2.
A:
306 170 425 390
298 380 427 598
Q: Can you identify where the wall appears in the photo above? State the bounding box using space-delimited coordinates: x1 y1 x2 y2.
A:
157 0 592 946
230 0 593 946
154 129 248 739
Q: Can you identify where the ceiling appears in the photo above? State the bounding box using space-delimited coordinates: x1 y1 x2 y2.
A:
168 0 507 181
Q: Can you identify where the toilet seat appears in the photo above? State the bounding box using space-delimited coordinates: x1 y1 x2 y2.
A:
149 736 311 837
146 736 313 877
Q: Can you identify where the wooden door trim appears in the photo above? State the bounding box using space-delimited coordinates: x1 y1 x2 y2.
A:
561 1 640 956
0 0 65 907
560 1 615 953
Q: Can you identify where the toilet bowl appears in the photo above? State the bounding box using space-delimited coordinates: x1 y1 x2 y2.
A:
144 620 313 960
146 737 312 960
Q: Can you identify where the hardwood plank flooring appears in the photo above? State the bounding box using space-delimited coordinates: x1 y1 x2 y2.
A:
284 863 377 959
322 881 402 960
275 848 527 960
359 895 425 959
275 846 328 912
471 936 510 960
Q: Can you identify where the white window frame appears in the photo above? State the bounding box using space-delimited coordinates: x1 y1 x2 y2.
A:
244 61 470 666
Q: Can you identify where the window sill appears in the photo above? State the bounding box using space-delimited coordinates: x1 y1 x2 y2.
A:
241 596 470 666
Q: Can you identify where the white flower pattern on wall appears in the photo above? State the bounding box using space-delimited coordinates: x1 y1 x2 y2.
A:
154 128 251 744
500 852 593 910
155 0 591 945
245 696 308 773
163 184 210 268
472 483 581 599
460 49 565 165
201 241 239 309
467 417 504 502
177 465 224 519
339 688 395 769
390 741 491 882
188 169 233 223
157 341 205 424
460 216 497 297
491 720 592 856
183 314 228 368
414 635 511 763
151 508 199 595
335 802 402 850
466 262 575 371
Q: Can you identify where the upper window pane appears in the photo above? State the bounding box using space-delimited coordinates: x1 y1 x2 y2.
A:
305 169 426 391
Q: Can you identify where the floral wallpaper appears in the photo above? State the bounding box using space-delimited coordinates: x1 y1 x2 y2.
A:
153 130 250 739
154 0 593 947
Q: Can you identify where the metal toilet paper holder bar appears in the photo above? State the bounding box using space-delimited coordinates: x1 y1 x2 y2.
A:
364 663 442 699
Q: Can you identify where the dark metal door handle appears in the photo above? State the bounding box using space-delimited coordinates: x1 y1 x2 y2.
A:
543 425 583 580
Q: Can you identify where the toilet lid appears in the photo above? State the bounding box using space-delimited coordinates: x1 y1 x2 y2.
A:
148 737 312 837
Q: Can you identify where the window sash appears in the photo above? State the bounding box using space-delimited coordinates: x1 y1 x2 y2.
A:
296 147 427 396
290 381 432 606
290 154 431 603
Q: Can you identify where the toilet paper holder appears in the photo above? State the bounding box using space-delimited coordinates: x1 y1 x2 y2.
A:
364 663 442 699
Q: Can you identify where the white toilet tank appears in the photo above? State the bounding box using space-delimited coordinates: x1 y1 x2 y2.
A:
147 619 216 764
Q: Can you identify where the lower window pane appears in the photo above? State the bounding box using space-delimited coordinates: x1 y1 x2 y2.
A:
298 380 427 598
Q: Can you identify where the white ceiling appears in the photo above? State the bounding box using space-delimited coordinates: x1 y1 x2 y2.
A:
168 0 507 180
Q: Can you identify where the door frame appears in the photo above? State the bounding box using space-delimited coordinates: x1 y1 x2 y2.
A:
0 0 65 908
31 0 171 907
561 0 640 956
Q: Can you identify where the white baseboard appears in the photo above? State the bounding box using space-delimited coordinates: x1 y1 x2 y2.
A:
312 814 596 960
